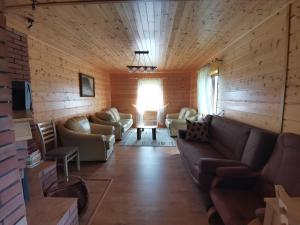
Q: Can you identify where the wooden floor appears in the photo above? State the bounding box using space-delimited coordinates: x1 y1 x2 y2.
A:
74 145 209 225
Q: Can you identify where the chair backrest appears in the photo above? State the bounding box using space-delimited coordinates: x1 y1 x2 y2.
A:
64 116 91 134
37 120 58 159
260 133 300 197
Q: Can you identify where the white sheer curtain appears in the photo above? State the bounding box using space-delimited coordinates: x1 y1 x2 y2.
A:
197 65 213 116
136 78 164 123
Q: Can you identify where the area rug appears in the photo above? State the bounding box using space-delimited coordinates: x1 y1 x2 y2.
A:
120 128 176 147
79 178 113 225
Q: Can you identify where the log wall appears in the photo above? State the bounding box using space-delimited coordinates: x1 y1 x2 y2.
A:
27 37 111 122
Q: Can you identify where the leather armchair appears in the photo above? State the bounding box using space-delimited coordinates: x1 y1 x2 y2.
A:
165 107 197 137
209 133 300 225
58 116 115 162
91 107 133 140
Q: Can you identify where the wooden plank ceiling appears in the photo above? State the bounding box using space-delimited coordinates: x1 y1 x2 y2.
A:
5 0 290 73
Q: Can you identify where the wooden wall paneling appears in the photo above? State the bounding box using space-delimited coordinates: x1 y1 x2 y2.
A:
214 7 289 133
110 73 191 123
283 0 300 135
27 37 111 122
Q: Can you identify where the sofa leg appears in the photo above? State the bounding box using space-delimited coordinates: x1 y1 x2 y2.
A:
207 207 224 225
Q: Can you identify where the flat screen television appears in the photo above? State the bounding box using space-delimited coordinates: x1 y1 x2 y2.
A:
12 81 32 111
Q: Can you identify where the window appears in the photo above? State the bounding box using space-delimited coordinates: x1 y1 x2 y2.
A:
211 75 219 114
197 65 219 116
136 78 164 122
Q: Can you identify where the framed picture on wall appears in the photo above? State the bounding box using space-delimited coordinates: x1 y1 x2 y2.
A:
79 73 95 97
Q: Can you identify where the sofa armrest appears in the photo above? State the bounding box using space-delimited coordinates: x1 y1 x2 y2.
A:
178 129 187 139
119 112 133 120
166 113 179 119
199 158 247 175
212 166 260 189
215 166 255 178
90 123 115 135
186 114 198 122
171 119 186 125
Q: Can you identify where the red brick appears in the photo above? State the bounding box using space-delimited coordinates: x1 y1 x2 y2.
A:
0 169 20 192
0 74 12 87
0 15 6 29
3 205 25 225
0 28 7 43
0 88 11 102
0 130 14 146
14 39 27 48
0 156 18 176
0 58 8 72
8 62 22 70
7 42 23 51
0 193 24 221
6 30 21 41
0 144 16 162
0 181 22 205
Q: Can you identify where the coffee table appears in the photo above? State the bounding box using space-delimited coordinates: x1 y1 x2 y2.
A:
136 121 158 140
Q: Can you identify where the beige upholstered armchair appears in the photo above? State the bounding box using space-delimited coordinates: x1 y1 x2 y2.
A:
91 107 133 140
165 107 197 137
58 116 115 162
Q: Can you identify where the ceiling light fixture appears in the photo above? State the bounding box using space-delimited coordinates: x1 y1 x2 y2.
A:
127 51 157 73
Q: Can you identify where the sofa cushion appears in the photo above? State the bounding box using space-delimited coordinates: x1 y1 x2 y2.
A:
209 116 251 160
210 188 265 225
178 108 187 120
105 110 118 122
64 116 91 134
95 112 113 121
260 133 300 196
177 138 225 171
110 108 120 121
241 128 277 170
185 120 209 142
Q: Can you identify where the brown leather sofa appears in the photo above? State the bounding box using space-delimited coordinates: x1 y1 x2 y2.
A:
209 133 300 225
177 115 277 208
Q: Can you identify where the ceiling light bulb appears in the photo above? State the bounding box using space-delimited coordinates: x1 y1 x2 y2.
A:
139 67 144 72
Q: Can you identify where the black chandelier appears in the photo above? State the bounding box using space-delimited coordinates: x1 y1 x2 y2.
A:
127 51 157 73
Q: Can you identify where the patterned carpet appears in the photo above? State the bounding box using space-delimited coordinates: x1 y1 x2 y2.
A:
120 128 176 147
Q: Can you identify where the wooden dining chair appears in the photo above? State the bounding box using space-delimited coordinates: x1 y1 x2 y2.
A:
37 120 80 180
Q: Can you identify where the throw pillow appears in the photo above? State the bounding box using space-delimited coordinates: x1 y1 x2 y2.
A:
185 120 209 142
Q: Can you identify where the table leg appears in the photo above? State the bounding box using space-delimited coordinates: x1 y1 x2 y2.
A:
152 128 156 140
137 128 141 140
